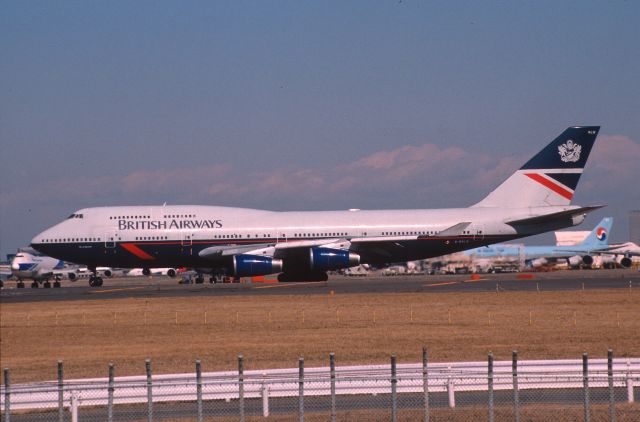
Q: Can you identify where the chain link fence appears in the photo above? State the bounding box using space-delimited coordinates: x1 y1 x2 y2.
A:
2 349 639 421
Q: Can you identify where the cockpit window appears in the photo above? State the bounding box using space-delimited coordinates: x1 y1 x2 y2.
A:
67 213 84 219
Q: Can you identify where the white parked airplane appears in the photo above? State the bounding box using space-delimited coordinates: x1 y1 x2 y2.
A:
31 126 602 286
127 267 178 277
10 250 68 288
9 250 114 288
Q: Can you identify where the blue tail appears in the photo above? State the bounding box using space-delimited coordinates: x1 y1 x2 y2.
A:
578 217 613 247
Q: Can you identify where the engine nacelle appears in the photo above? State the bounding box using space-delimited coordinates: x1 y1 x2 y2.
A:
67 272 77 281
309 248 360 271
530 258 547 267
567 256 583 267
618 256 632 268
102 269 113 277
233 255 283 277
166 268 177 277
142 268 151 276
581 255 593 266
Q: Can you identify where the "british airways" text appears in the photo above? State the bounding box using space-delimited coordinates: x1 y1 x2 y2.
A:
118 219 223 231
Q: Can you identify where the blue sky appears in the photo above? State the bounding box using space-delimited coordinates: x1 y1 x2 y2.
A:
1 1 639 258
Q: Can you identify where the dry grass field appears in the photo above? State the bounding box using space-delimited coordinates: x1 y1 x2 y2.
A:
1 288 639 383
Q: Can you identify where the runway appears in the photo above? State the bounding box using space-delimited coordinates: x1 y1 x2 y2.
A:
1 269 639 303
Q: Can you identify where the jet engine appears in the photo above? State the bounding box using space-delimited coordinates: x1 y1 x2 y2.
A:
166 268 177 277
618 256 632 268
67 272 77 281
530 258 547 267
567 256 583 267
581 255 594 266
309 248 360 271
102 269 113 277
232 255 283 277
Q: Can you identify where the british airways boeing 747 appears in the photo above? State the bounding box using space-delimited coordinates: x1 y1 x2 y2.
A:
31 126 602 286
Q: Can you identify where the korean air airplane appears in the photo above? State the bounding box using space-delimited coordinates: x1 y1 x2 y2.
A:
465 217 613 268
31 126 602 286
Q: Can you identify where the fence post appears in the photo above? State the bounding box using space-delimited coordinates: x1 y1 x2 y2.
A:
145 359 153 422
108 363 114 422
196 359 202 422
330 353 336 422
262 378 269 417
583 353 590 422
70 391 78 422
299 357 304 422
512 351 520 422
447 373 455 408
3 368 10 422
58 360 64 422
238 355 244 422
488 352 494 422
391 355 397 422
608 349 616 422
423 347 429 422
627 359 635 403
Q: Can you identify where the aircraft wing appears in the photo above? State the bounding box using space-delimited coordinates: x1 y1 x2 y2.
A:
578 243 640 257
199 243 274 259
199 238 350 261
432 222 471 237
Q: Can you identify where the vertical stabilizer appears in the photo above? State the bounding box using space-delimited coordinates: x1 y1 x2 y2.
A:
578 217 613 247
473 126 600 208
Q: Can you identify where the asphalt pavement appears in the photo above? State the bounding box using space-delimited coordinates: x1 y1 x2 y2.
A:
1 269 639 304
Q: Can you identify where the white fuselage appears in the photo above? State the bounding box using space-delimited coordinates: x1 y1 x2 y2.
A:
31 204 584 272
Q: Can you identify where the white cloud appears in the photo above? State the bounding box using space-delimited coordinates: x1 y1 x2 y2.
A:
3 134 638 210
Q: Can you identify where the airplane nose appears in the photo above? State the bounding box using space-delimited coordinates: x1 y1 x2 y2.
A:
11 261 20 271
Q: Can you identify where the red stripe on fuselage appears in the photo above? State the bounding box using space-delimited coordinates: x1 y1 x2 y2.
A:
121 243 156 260
524 173 573 200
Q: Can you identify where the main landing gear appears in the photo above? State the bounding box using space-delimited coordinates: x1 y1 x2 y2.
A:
88 268 103 287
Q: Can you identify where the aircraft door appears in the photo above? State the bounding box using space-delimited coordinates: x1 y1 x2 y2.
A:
181 231 193 256
181 231 192 246
105 232 116 249
473 225 484 241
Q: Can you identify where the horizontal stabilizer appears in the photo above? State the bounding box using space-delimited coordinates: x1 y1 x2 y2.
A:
506 206 604 226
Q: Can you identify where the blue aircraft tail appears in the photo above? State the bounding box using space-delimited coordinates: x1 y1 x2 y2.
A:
578 217 613 247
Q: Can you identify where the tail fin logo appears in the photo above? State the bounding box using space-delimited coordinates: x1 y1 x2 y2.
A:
558 140 582 163
596 227 607 241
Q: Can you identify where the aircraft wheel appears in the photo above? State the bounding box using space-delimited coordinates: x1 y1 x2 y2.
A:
209 277 215 284
195 276 204 284
17 281 25 288
53 280 61 288
31 281 39 288
96 277 103 287
43 281 51 288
